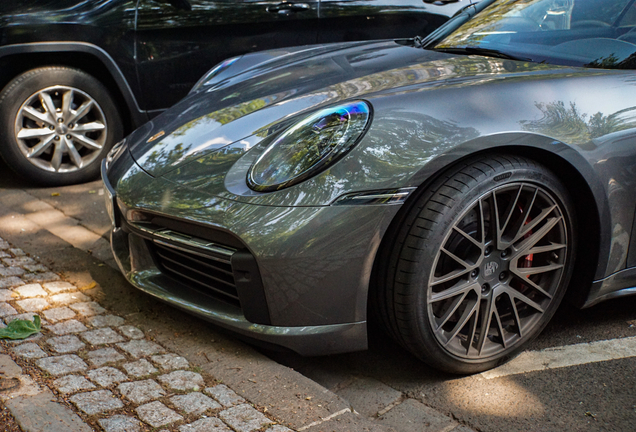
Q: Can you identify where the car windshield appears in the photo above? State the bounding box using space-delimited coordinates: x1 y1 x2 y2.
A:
433 0 636 69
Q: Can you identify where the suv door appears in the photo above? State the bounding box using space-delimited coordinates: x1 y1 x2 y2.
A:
317 0 462 43
136 0 320 113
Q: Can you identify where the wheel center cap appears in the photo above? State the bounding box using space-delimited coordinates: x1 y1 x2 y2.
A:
56 124 68 135
483 261 499 281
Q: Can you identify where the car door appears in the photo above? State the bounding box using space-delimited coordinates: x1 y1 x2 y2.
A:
135 0 320 113
316 0 466 43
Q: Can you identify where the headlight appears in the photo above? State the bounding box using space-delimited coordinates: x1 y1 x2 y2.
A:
247 100 372 192
190 56 240 94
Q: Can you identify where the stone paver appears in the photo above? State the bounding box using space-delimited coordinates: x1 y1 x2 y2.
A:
86 347 126 367
171 392 221 414
88 314 125 328
14 283 47 298
87 366 128 387
118 339 165 358
43 306 76 323
118 325 144 339
0 289 15 301
0 277 24 288
82 327 125 345
0 266 25 277
123 359 158 377
43 281 77 294
158 370 204 391
119 379 166 404
47 319 88 335
5 391 92 432
205 384 246 407
179 417 231 432
219 404 274 432
70 301 106 316
53 375 96 394
12 342 48 359
23 271 60 282
151 353 189 371
47 335 85 353
136 401 183 428
70 390 124 415
37 354 88 375
0 302 17 317
16 298 49 312
23 263 49 272
98 415 141 432
4 312 43 323
3 257 34 266
50 292 90 305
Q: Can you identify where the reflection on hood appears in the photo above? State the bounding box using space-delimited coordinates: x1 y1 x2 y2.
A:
132 40 565 177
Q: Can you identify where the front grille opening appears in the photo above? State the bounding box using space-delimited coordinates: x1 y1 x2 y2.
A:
151 241 240 307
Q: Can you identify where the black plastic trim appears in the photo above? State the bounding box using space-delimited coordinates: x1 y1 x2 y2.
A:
231 251 271 325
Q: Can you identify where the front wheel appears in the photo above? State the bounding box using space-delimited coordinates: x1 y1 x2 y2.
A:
0 66 123 185
377 155 576 374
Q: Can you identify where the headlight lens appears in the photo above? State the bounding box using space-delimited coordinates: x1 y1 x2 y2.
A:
190 56 240 94
247 100 372 192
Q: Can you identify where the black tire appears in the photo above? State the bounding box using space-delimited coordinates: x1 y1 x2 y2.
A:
0 66 123 185
375 154 576 374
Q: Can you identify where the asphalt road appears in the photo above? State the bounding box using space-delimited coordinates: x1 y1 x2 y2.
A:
2 160 636 432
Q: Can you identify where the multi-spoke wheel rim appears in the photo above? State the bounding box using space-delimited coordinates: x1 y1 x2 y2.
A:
15 85 107 173
427 182 568 360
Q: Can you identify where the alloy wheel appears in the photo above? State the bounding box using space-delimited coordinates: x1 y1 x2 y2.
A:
428 182 568 359
14 85 107 173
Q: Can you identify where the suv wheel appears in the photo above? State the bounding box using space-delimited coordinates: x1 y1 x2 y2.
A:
0 66 122 185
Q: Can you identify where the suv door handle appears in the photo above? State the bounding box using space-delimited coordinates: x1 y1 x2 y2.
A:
266 2 310 13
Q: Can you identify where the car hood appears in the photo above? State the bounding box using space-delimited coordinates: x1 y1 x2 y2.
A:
129 39 570 178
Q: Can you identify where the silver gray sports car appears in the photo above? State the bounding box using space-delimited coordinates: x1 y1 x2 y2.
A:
103 0 636 373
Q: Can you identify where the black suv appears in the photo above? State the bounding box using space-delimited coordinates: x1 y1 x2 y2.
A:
0 0 468 185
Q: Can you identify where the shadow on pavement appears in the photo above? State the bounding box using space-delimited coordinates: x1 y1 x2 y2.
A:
0 157 27 189
0 157 111 236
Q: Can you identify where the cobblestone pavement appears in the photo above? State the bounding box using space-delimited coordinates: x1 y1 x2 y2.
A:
0 235 293 432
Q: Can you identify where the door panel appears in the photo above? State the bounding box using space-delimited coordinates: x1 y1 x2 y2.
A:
136 0 319 111
317 0 462 43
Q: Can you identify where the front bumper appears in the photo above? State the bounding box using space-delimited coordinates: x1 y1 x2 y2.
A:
102 157 401 356
110 226 367 356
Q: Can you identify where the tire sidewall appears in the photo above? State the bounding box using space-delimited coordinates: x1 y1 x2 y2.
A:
0 67 122 185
